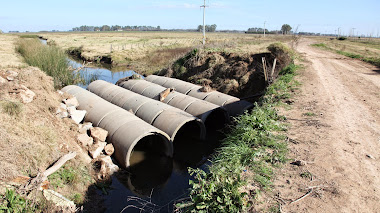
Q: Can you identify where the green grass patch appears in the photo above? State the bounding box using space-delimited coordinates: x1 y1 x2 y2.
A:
177 62 299 212
48 165 78 189
0 189 38 212
311 43 329 49
312 43 380 68
302 112 316 117
19 34 40 39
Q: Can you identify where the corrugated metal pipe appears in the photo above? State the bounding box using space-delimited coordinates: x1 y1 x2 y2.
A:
145 75 254 116
116 79 229 130
61 85 173 168
88 80 206 142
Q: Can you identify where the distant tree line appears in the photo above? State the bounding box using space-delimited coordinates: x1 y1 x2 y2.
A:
72 25 162 32
197 24 217 32
247 27 269 33
246 24 293 35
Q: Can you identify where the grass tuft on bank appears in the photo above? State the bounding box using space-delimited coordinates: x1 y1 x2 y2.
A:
176 60 299 212
15 38 90 89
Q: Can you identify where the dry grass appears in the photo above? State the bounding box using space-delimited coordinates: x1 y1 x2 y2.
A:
312 36 380 59
0 34 27 68
0 67 93 201
39 32 294 74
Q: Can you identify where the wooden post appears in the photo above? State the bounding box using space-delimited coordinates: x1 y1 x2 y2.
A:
110 44 112 53
271 58 277 79
262 57 268 82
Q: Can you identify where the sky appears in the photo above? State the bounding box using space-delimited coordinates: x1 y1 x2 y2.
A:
1 0 379 36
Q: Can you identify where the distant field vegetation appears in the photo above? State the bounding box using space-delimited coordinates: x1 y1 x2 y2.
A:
38 31 295 74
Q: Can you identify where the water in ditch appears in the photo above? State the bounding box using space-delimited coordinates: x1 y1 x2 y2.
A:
57 46 221 212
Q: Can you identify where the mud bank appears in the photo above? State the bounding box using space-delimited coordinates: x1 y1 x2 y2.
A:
158 43 293 98
66 46 114 66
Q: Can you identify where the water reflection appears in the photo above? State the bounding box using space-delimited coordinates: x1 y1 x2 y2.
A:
67 57 142 88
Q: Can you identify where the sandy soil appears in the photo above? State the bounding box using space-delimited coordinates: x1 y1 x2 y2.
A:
273 38 380 212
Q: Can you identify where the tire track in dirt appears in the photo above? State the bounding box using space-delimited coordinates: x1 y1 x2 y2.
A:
275 38 380 213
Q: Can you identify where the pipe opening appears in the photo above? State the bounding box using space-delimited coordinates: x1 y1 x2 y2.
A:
172 120 202 152
204 108 229 131
129 134 172 167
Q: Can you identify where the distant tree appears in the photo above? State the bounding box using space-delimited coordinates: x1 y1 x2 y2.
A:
157 26 161 31
0 29 3 34
209 24 217 32
197 25 203 32
101 25 111 31
281 24 292 35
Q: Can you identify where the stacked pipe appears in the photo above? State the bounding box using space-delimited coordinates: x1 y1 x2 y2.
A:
117 79 229 130
145 75 254 116
88 80 206 141
61 85 173 168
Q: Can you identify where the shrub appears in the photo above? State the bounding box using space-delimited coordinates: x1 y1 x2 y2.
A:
16 38 80 88
1 101 23 116
267 43 293 67
337 36 347 40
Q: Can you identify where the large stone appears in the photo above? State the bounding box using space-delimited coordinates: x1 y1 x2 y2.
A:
89 142 107 159
67 106 77 115
78 122 93 134
56 110 69 119
90 127 108 142
69 110 86 124
98 155 119 179
18 85 35 103
77 134 94 147
0 76 6 84
43 189 75 211
63 97 79 108
104 144 114 156
6 70 18 78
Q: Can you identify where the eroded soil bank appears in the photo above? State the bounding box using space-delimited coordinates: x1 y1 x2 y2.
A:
157 43 292 99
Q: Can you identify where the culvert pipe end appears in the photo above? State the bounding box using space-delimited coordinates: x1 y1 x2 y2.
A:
61 85 173 169
152 109 206 142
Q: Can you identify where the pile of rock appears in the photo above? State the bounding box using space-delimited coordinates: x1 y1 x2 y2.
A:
56 94 119 179
0 70 36 103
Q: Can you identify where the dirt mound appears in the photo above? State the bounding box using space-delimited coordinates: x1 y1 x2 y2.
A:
158 43 292 98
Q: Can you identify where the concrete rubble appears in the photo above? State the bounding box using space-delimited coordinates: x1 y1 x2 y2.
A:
57 91 119 180
90 127 108 142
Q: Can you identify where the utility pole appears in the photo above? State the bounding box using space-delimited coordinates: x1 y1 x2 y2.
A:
338 27 341 38
201 0 208 45
264 21 266 37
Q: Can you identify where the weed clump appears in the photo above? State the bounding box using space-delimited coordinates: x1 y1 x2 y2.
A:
1 101 23 116
267 42 293 67
178 63 299 212
16 38 80 89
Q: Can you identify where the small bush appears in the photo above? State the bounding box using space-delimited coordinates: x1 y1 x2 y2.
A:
16 38 81 88
1 101 23 116
267 43 293 66
337 36 347 40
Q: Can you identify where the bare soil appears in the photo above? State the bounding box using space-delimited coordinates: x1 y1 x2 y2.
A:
273 38 380 212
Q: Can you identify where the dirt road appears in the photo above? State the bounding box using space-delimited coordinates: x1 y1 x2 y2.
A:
275 38 380 212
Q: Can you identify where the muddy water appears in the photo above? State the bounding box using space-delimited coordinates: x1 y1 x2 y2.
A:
104 133 221 213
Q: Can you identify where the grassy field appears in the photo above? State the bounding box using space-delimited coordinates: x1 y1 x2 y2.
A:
37 31 295 74
311 36 380 67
